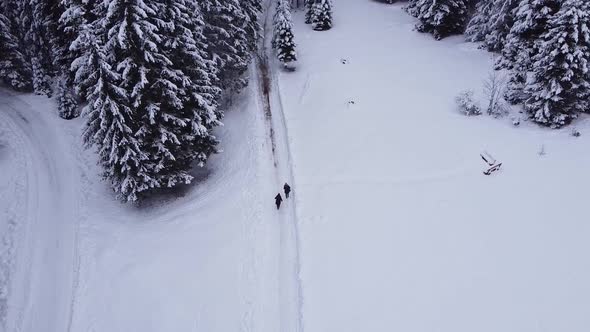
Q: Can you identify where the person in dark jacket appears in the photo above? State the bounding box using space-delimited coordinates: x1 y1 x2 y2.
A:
283 183 291 198
275 193 283 210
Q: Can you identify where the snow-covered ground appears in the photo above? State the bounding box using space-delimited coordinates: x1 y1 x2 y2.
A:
278 1 590 332
1 0 590 331
0 90 80 332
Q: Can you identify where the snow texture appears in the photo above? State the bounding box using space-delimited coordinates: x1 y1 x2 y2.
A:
1 1 590 332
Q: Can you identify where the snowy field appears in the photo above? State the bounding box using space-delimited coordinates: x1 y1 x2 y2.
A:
279 1 590 332
1 0 590 331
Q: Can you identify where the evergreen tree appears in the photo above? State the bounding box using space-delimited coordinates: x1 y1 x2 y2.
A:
501 0 560 104
79 0 225 201
152 0 222 179
241 0 263 54
465 0 494 44
54 0 97 118
305 0 314 24
56 74 79 119
484 0 519 52
202 0 251 93
77 26 156 202
311 0 333 31
0 12 32 90
466 0 518 52
273 0 297 64
524 0 590 127
405 0 421 18
411 0 468 40
24 0 61 96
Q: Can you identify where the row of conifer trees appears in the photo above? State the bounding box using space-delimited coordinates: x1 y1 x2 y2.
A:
272 0 333 66
0 0 262 201
400 0 590 128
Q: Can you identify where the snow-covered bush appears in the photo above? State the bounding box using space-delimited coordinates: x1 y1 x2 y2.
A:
511 116 521 126
571 128 581 137
455 90 481 116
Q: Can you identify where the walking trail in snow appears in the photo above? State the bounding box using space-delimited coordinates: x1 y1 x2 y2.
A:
254 1 305 331
0 90 81 332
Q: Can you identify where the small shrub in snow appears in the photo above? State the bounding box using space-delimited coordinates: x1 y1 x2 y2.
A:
511 116 521 126
455 90 481 116
571 128 581 137
538 144 546 156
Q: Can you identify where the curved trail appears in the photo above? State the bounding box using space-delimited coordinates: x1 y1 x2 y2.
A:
0 91 81 332
255 2 305 332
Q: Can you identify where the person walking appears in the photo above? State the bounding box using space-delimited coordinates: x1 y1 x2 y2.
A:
275 193 283 210
283 183 291 198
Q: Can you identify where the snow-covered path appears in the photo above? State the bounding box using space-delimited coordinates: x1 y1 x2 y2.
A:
0 90 81 332
256 2 305 331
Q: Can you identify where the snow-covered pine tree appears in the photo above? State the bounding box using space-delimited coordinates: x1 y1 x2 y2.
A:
0 11 32 90
273 0 297 64
405 0 421 18
54 0 97 118
305 0 314 24
500 0 560 104
104 0 217 200
76 26 155 202
202 0 251 93
152 0 222 178
56 74 78 118
466 0 518 51
311 0 332 31
484 0 519 52
524 0 590 127
465 0 494 44
23 0 61 96
412 0 468 40
241 0 263 54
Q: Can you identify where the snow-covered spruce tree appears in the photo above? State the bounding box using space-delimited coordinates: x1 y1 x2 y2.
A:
465 0 494 44
76 26 155 202
202 0 251 93
0 12 32 90
152 0 222 176
305 0 314 24
405 0 421 18
273 0 297 64
524 0 590 127
56 75 78 118
241 0 263 54
466 0 518 52
54 0 97 118
311 0 332 31
412 0 468 40
23 0 62 96
500 0 560 104
80 0 183 201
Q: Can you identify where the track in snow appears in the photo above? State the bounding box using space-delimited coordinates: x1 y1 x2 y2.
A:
255 2 305 332
0 90 81 332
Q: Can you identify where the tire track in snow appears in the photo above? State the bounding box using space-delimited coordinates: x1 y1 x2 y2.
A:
0 92 81 332
0 106 30 332
256 2 305 332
